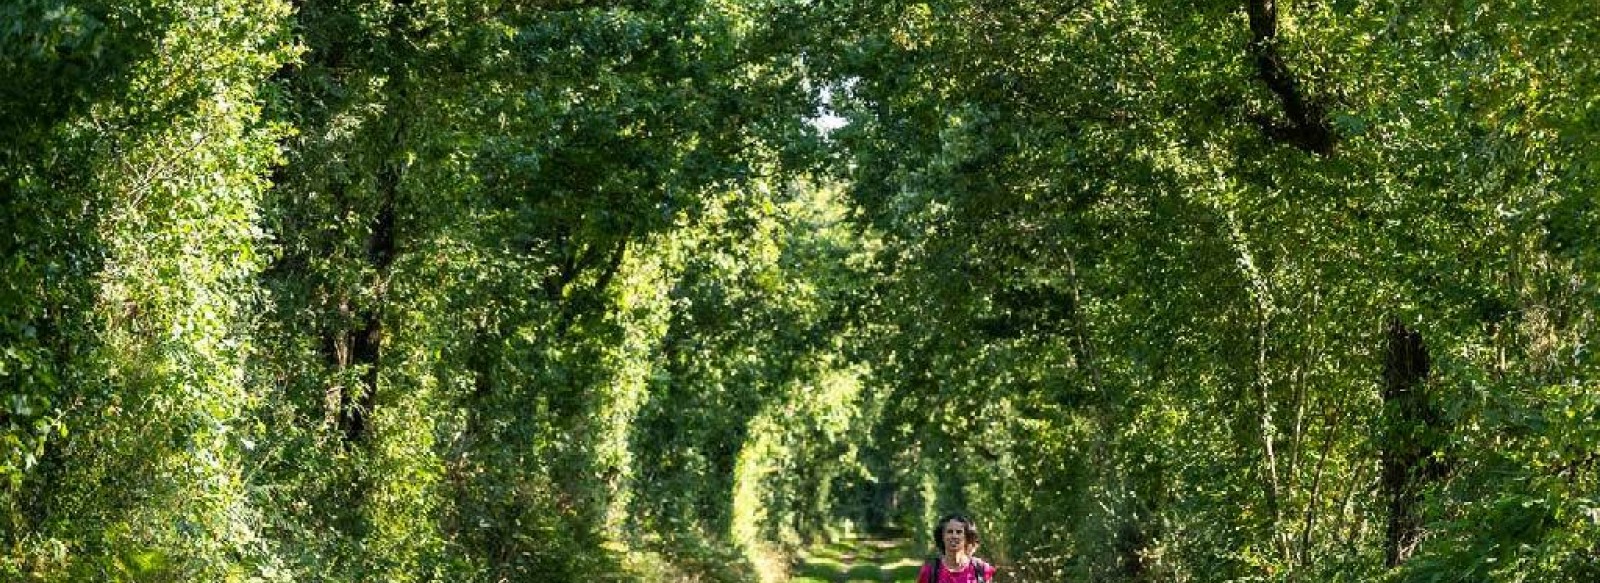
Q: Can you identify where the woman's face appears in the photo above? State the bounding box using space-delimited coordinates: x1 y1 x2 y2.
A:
942 520 970 554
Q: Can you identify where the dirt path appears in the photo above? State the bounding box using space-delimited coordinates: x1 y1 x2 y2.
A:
792 537 924 582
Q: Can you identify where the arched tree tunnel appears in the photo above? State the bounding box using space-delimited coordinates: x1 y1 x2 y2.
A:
2 1 1598 581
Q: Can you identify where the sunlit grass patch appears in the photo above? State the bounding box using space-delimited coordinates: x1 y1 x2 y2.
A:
844 562 883 579
881 556 924 582
793 557 844 579
793 535 929 582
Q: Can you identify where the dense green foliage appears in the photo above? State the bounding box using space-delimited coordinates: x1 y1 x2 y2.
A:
3 0 1596 581
807 1 1600 580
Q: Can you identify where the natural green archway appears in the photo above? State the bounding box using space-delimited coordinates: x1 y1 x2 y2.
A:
4 1 1598 582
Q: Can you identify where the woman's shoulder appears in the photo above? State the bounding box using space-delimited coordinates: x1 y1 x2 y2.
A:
976 557 996 575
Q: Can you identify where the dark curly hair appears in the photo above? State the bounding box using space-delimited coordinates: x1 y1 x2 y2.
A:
932 513 981 553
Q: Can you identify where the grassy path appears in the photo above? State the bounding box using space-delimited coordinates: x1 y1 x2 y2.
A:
791 537 925 583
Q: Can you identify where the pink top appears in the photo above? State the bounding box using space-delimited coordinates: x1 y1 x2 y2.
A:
916 558 995 583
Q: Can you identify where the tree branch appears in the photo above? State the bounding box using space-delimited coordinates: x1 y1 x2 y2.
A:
1245 0 1337 155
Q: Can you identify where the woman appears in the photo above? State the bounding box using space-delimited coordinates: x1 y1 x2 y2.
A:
916 513 996 583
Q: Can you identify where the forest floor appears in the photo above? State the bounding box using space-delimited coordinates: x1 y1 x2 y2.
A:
791 536 925 583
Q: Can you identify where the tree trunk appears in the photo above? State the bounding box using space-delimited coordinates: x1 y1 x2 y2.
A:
1380 317 1442 567
336 125 401 443
1245 0 1337 154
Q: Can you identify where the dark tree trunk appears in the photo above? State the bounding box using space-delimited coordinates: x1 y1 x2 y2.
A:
337 121 402 443
1115 520 1151 579
1245 0 1338 155
1380 317 1443 567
